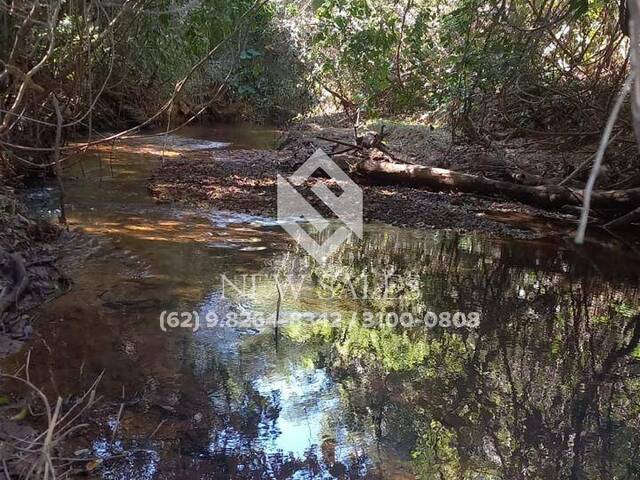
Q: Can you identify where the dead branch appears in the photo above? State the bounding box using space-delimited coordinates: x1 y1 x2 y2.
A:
575 71 633 243
316 135 361 150
605 206 640 228
318 125 416 165
51 95 65 225
0 366 102 479
321 84 357 116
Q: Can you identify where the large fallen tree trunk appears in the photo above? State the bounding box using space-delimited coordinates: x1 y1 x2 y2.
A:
355 159 640 211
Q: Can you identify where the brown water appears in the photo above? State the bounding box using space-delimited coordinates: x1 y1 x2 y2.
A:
11 125 640 479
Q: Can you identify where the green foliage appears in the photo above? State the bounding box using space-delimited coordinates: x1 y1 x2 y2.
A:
4 0 623 133
307 0 626 129
412 421 463 480
614 301 640 318
110 0 312 123
313 0 413 111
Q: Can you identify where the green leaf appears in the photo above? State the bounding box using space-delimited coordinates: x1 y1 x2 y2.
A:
570 0 589 16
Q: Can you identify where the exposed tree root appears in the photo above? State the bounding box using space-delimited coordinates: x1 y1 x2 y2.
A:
0 250 29 319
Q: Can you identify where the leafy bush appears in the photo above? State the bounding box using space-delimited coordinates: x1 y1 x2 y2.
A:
309 0 627 132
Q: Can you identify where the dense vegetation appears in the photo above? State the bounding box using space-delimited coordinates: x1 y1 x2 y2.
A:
0 0 311 171
0 0 631 172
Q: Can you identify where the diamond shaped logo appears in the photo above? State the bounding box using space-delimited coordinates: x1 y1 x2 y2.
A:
277 149 363 262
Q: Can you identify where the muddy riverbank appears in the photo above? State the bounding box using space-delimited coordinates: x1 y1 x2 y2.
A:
148 119 611 240
150 148 571 240
0 184 70 356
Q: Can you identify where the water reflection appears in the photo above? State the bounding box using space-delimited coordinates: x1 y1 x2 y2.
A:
9 127 640 479
184 226 638 478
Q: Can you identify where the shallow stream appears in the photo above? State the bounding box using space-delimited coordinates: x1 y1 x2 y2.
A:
11 124 640 479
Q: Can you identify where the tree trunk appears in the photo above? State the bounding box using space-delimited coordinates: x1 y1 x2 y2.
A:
355 159 640 211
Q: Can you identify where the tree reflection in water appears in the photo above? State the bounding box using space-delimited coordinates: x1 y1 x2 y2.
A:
100 228 640 479
251 229 640 479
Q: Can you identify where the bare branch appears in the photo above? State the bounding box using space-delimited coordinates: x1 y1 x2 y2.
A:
575 71 633 244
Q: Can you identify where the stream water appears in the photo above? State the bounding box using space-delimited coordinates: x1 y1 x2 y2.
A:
10 125 640 479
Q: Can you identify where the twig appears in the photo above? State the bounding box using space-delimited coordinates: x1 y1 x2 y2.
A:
274 281 282 351
41 396 63 480
353 108 361 141
111 385 125 443
604 206 640 228
51 95 66 225
316 135 361 150
147 419 166 440
558 132 621 186
0 365 103 479
575 71 633 244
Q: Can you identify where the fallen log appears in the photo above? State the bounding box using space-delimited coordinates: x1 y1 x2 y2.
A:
355 159 640 211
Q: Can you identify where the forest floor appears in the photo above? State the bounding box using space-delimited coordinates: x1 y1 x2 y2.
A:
148 115 628 239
